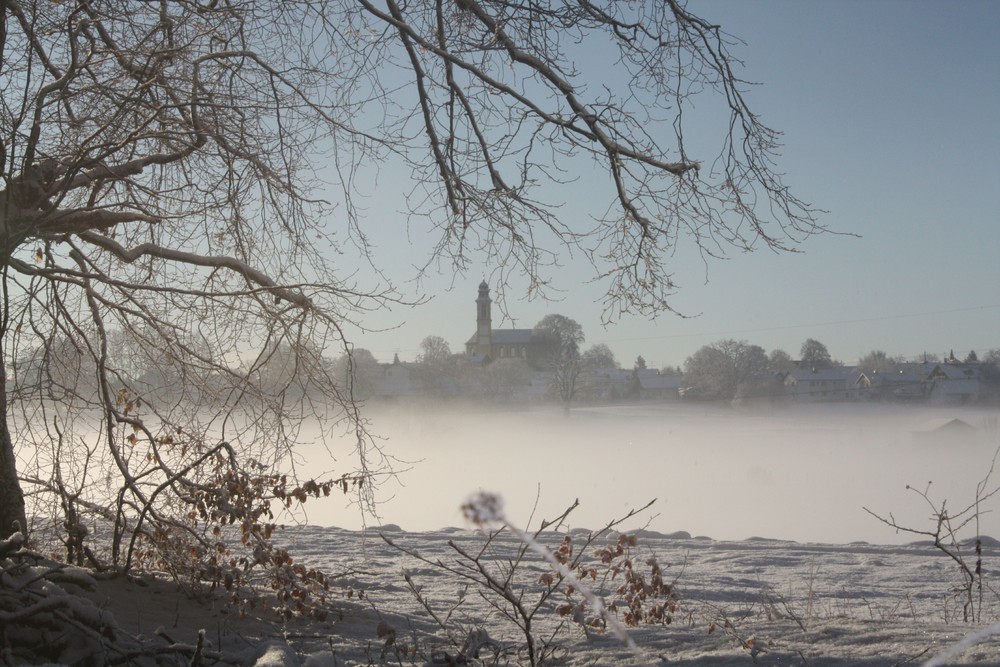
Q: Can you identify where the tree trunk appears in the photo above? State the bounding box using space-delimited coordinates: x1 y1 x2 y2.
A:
0 360 27 539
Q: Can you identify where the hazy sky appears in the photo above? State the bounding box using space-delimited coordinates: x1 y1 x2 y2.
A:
341 1 1000 369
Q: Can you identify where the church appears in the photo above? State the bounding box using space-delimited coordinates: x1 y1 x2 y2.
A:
465 282 542 364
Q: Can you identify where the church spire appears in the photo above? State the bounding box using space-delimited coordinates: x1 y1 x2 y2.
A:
473 281 493 356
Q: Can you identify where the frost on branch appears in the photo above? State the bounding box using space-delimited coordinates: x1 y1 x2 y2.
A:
461 491 506 526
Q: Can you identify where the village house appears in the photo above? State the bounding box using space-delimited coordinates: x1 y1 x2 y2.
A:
783 366 854 401
855 362 935 401
374 354 420 399
635 369 684 400
854 360 989 405
926 362 985 405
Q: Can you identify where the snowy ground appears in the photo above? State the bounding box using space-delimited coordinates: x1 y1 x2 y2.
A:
73 523 1000 666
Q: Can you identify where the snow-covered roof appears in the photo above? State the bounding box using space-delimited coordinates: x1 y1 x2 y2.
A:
862 370 925 386
491 329 535 344
912 417 978 433
928 363 982 381
590 368 632 381
465 328 536 345
638 373 683 390
930 378 983 396
785 368 849 383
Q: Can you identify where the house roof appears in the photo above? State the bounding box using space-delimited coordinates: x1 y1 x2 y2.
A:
858 370 926 386
928 363 982 381
638 373 683 390
930 378 983 395
493 329 534 344
785 368 849 383
466 329 536 345
913 418 978 433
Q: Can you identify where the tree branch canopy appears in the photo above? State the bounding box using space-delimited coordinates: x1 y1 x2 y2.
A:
0 0 821 575
2 0 819 317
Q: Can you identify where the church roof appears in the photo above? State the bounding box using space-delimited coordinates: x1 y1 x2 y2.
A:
492 329 534 344
465 328 536 345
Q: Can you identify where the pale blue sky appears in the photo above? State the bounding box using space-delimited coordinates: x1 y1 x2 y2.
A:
343 1 1000 369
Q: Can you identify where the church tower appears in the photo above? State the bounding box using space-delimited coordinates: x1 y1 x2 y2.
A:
472 281 493 357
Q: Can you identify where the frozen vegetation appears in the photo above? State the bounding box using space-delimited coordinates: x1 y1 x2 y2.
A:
6 503 1000 665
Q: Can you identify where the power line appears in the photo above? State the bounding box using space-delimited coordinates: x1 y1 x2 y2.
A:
593 303 1000 346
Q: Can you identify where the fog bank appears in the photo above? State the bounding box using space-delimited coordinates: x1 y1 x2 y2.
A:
298 402 999 545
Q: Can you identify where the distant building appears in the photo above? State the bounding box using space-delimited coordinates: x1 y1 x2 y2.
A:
634 369 683 400
465 282 545 364
854 360 988 405
855 363 935 401
912 417 981 444
926 362 985 405
783 366 852 401
373 354 420 398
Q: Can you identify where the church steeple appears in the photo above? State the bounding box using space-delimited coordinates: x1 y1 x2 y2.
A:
476 281 491 324
473 281 493 356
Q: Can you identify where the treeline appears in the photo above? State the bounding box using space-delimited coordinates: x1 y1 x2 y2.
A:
680 338 1000 403
19 325 996 409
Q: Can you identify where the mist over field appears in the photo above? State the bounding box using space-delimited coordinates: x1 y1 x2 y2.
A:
296 403 1000 545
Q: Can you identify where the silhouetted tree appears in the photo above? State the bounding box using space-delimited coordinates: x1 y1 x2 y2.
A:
768 348 794 373
533 315 584 407
576 344 619 400
331 349 381 402
858 350 905 374
800 339 833 369
683 340 770 402
581 344 618 371
418 336 453 365
476 358 533 401
415 335 457 396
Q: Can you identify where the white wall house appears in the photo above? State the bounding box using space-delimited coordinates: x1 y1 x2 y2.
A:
783 367 852 401
926 363 984 405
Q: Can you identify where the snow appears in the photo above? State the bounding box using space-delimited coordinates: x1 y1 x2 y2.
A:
58 522 999 666
3 489 993 666
303 526 1000 665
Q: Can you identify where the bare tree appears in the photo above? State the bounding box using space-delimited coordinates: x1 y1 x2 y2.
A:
474 357 532 401
683 339 770 402
799 338 833 369
581 343 618 371
768 348 794 373
576 343 618 401
415 335 456 396
858 349 905 374
1 0 820 579
533 314 585 407
330 348 382 402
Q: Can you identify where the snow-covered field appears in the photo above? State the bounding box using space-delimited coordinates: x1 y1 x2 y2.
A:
79 522 1000 666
